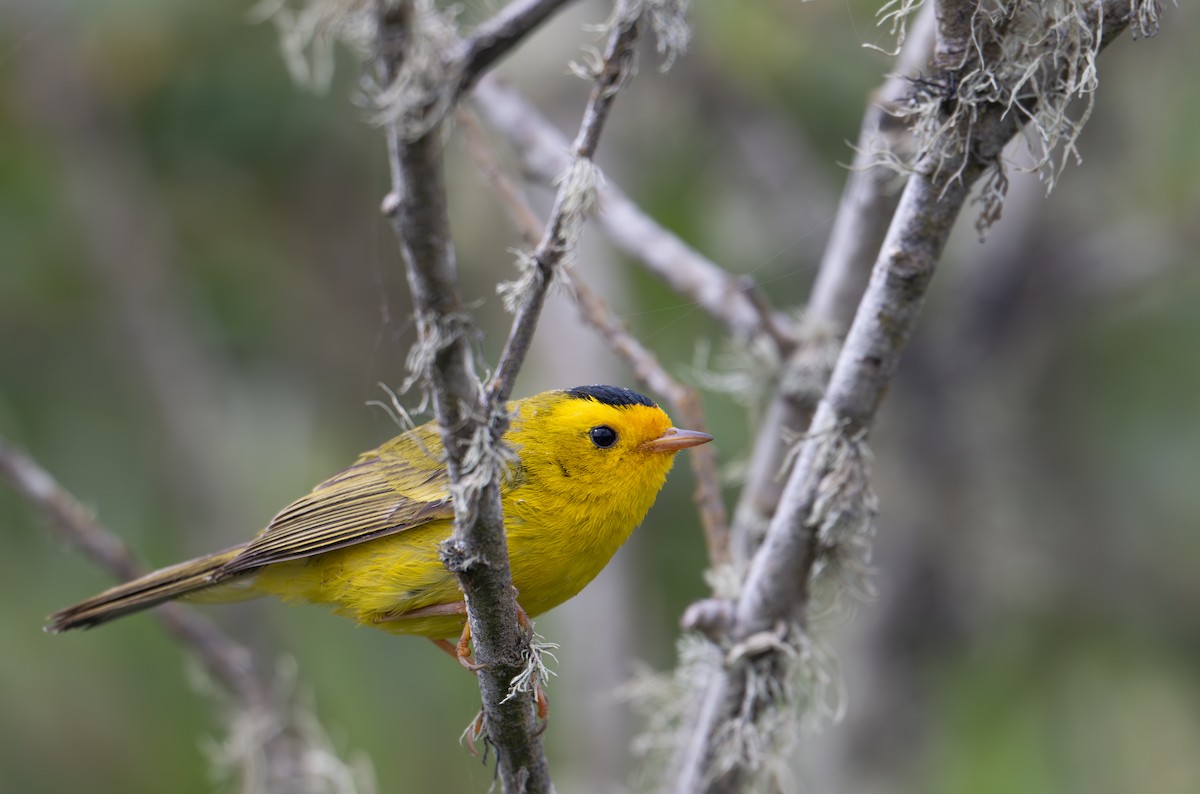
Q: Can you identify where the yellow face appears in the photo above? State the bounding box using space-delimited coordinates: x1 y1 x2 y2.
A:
500 386 712 617
505 386 709 513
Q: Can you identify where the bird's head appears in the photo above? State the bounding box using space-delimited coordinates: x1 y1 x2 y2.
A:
508 385 712 508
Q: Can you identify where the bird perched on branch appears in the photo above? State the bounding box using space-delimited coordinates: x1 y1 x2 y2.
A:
48 385 712 664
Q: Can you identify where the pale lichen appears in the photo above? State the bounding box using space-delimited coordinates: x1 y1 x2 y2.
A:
779 321 842 408
706 625 843 792
807 429 879 615
874 0 1162 231
249 0 377 92
571 0 691 81
252 0 458 138
644 0 693 70
194 657 377 794
364 381 419 432
621 634 723 789
497 158 601 314
690 335 782 415
500 628 559 705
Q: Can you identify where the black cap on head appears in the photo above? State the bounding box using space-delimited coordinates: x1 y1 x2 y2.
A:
566 385 656 408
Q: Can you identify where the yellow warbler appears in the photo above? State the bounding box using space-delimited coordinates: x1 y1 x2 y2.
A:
48 386 712 654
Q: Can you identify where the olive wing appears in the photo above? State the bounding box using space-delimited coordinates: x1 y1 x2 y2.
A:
221 429 454 575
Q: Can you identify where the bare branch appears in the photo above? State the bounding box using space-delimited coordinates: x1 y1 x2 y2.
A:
459 108 544 245
454 0 582 97
488 0 643 404
2 434 376 790
808 3 937 328
671 160 971 794
473 77 794 346
375 4 551 790
741 174 971 637
727 4 937 560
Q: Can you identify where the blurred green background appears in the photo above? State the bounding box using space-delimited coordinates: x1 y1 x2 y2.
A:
2 1 1199 792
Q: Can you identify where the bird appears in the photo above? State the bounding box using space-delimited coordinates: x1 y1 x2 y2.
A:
47 385 713 663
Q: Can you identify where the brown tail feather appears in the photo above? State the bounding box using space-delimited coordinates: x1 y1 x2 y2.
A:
46 546 249 632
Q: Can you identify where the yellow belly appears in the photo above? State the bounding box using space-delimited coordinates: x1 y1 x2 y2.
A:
252 487 650 639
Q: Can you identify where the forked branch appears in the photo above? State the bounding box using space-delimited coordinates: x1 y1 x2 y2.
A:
671 0 1159 789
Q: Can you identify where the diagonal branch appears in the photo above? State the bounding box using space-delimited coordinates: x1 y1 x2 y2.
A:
461 105 731 567
453 0 582 97
377 0 663 787
0 436 259 701
670 0 1154 789
0 434 335 790
727 3 937 561
488 0 643 404
473 77 794 347
570 276 731 565
672 150 974 794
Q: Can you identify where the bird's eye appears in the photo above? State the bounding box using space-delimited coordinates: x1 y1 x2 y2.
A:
589 425 618 449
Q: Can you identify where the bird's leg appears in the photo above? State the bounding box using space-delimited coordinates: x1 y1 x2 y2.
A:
515 600 532 633
426 624 483 671
439 604 547 748
425 599 534 673
420 598 550 735
454 620 484 671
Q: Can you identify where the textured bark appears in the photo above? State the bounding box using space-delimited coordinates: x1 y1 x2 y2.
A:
669 0 1150 789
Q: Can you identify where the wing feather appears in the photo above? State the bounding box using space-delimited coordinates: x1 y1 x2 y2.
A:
221 425 454 575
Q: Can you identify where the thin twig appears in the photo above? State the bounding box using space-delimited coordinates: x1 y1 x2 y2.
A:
2 435 371 789
462 104 732 566
473 77 794 347
735 275 797 356
487 0 643 404
453 0 582 97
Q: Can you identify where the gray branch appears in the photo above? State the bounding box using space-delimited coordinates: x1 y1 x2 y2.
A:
0 435 317 787
488 1 642 403
473 77 794 347
460 108 732 566
727 3 938 561
376 2 552 788
669 0 1150 789
671 151 973 794
453 0 582 97
377 1 659 788
933 0 981 69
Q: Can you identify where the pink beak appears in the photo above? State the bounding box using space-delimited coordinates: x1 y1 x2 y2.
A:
639 427 713 453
